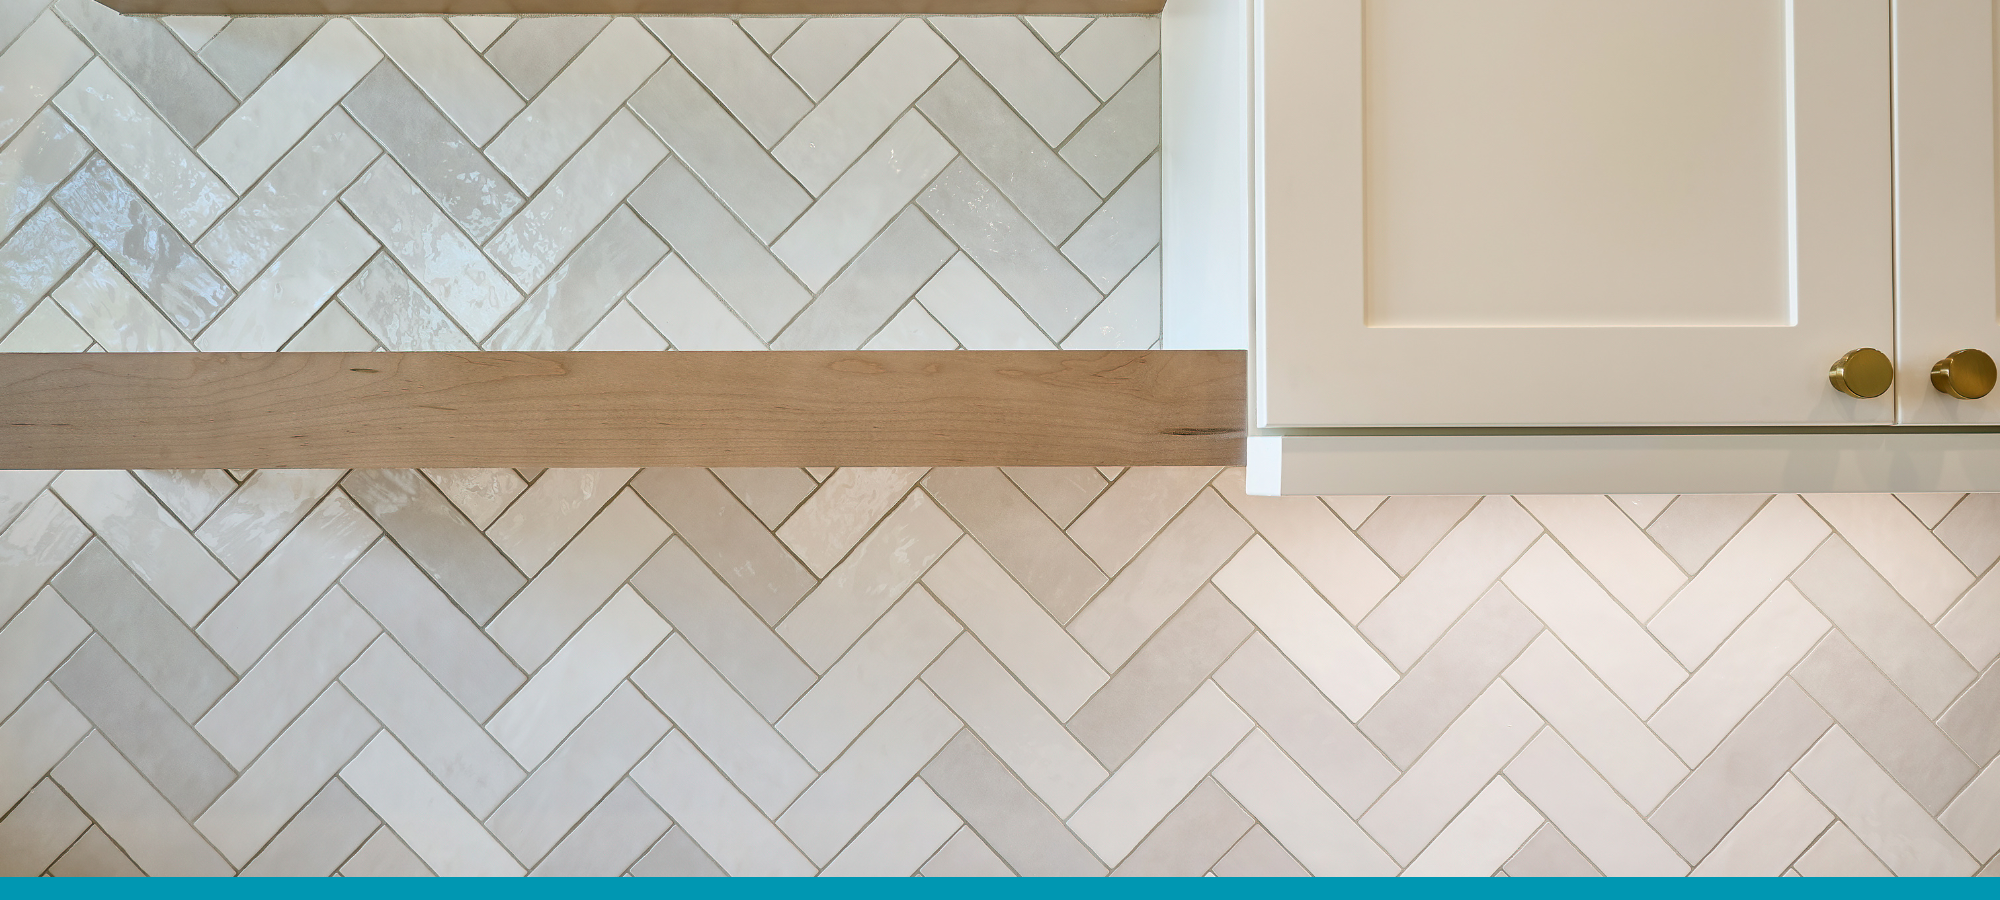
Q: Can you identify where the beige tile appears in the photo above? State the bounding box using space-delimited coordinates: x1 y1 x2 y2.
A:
1401 779 1545 877
1940 760 2000 863
1804 493 1974 621
1649 582 1829 764
1066 467 1221 574
922 540 1107 719
778 490 961 672
1691 774 1833 877
1792 727 1980 876
1647 680 1831 862
1356 495 1479 575
630 636 814 816
487 490 670 671
1505 634 1687 814
1504 731 1689 876
1359 683 1543 865
1213 537 1398 720
1790 536 1979 718
1067 683 1252 865
1212 730 1398 876
1503 537 1686 716
1518 494 1686 620
1792 821 1892 877
1649 494 1831 666
1790 632 1977 814
1213 468 1398 622
485 468 638 575
488 586 670 769
923 635 1107 817
924 467 1107 622
1360 496 1544 670
629 731 817 877
778 586 961 768
1108 778 1253 877
777 467 927 576
340 733 524 876
775 684 961 865
1067 488 1252 669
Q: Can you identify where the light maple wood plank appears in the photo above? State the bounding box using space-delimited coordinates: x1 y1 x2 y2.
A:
96 0 1162 14
0 351 1243 469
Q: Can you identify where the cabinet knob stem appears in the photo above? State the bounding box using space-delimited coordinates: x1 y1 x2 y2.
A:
1829 348 1893 399
1932 350 1997 400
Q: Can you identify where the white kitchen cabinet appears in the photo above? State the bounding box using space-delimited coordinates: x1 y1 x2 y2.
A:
1163 0 2000 492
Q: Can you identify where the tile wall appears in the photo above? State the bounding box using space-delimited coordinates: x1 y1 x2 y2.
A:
0 0 1996 880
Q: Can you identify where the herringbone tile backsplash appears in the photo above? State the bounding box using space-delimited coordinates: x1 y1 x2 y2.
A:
2 0 1997 880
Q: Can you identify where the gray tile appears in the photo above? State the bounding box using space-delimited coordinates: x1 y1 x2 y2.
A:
774 112 958 292
50 637 235 820
778 586 961 768
486 586 670 770
0 110 90 247
53 0 235 142
1940 663 2000 765
0 0 42 57
923 467 1106 621
1790 537 1978 717
197 584 380 769
1062 152 1159 291
628 59 811 242
488 487 666 668
339 540 525 721
0 12 93 153
193 685 380 867
742 16 807 54
531 779 670 877
1936 493 2000 576
1791 632 1979 813
1648 494 1770 573
338 826 435 877
196 491 380 673
0 587 90 724
629 827 725 878
486 206 667 351
199 16 320 97
919 62 1100 243
489 683 669 867
0 779 90 877
352 17 522 147
1067 467 1222 575
341 469 525 625
1068 488 1253 669
628 157 811 341
1505 731 1688 875
337 636 525 819
921 731 1108 876
1108 777 1253 876
339 733 522 875
1210 825 1310 877
196 469 345 575
776 684 962 865
631 468 816 626
1361 497 1545 669
1067 585 1250 768
339 158 522 341
630 635 816 815
335 253 475 350
1793 728 1980 876
197 108 380 290
52 542 231 720
921 825 1015 876
487 18 666 195
1059 55 1159 196
1504 824 1603 877
238 781 381 877
1360 583 1544 768
0 684 91 818
1648 680 1831 862
341 63 524 243
628 537 816 722
820 779 962 876
627 731 816 876
1063 16 1157 100
920 635 1105 817
53 156 234 335
0 207 91 335
772 206 956 350
930 16 1097 145
483 16 607 97
1210 634 1399 813
46 825 143 877
647 17 810 149
919 158 1101 338
773 16 895 100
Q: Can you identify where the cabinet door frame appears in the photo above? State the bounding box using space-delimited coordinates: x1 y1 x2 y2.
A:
1894 0 2000 424
1255 0 1895 428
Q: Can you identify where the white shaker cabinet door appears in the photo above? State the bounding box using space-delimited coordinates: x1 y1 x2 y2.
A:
1895 0 2000 424
1256 0 1893 427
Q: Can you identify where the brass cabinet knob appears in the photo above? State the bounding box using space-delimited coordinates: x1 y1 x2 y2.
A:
1829 348 1894 399
1932 349 1997 400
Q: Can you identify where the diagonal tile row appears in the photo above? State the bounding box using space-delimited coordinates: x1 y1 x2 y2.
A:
1 466 1996 877
0 1 1162 356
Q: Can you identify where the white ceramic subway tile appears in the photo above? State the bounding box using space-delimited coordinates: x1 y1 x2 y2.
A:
487 18 664 194
487 586 671 769
197 19 382 192
773 18 955 194
776 684 961 865
340 733 526 877
354 18 522 146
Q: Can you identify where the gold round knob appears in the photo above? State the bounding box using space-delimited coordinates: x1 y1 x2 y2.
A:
1932 349 1997 400
1829 348 1893 399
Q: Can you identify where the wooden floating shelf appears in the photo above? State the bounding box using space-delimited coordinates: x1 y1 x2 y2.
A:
0 350 1244 470
93 0 1163 15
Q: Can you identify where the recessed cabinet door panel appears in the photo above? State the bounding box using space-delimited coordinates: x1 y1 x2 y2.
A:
1895 0 2000 424
1257 0 1893 427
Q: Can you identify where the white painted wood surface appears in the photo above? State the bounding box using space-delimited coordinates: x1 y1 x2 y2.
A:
1162 0 1252 351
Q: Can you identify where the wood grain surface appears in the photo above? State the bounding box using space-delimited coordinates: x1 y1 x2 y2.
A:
0 350 1244 469
95 0 1163 14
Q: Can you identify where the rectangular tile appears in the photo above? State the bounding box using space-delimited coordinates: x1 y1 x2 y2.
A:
1941 570 2000 671
769 17 890 98
1789 536 1979 718
341 469 524 625
775 111 957 292
629 635 816 816
628 826 724 877
1058 48 1159 196
1648 582 1830 763
491 208 670 351
486 468 637 575
1935 493 2000 574
1941 758 2000 862
339 540 524 720
777 467 927 577
921 730 1108 876
1068 488 1251 668
1212 729 1400 876
50 636 235 819
198 19 381 191
1212 468 1396 622
1647 494 1771 572
0 208 92 341
128 469 232 534
778 585 961 768
489 682 669 866
194 685 378 866
337 636 525 818
238 781 380 877
632 467 817 626
627 157 812 341
1359 583 1542 768
771 207 957 350
1401 779 1545 877
0 778 91 877
487 17 664 193
1790 631 1978 814
917 61 1099 243
1649 494 1832 666
1061 244 1161 349
0 491 89 630
1063 16 1157 99
0 685 91 817
51 0 234 142
0 587 89 723
820 780 963 877
198 108 380 290
197 211 376 353
1648 680 1831 862
1793 820 1893 877
529 779 670 877
778 485 961 672
52 541 232 720
924 541 1106 718
422 468 527 532
338 63 521 244
339 159 522 341
924 634 1107 816
0 110 89 242
1108 778 1253 877
629 730 818 876
0 301 90 352
199 16 321 99
1214 536 1399 720
488 490 669 670
1360 683 1543 865
1504 536 1687 716
1070 682 1253 865
51 253 195 352
1211 634 1400 813
1941 664 2000 765
1360 496 1544 669
339 733 525 877
482 16 606 97
51 732 232 876
925 467 1107 623
1691 774 1834 877
1792 727 1981 876
917 252 1057 349
0 12 92 149
52 157 234 337
338 827 435 877
1061 152 1159 291
1506 634 1688 815
628 536 816 722
626 253 768 350
192 469 345 575
1502 822 1603 876
47 824 142 877
627 59 811 242
1517 494 1687 620
196 491 380 672
335 253 475 350
920 825 1017 876
930 16 1098 145
1066 584 1249 770
645 17 809 149
778 684 962 865
284 300 376 351
1504 730 1690 876
918 158 1103 340
1804 493 1975 620
55 59 233 237
488 586 670 768
486 110 666 290
353 18 521 145
1211 824 1311 876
